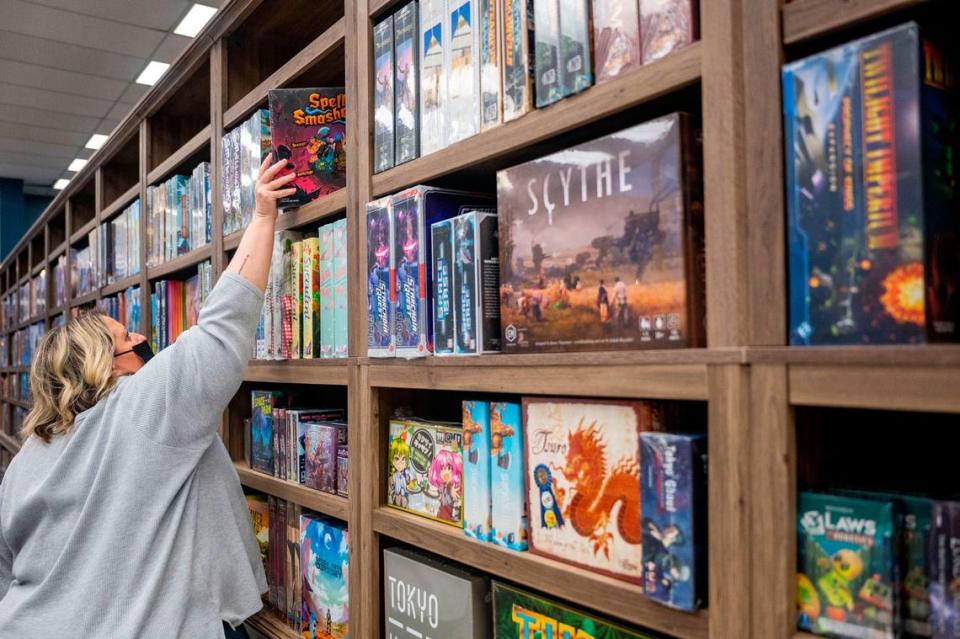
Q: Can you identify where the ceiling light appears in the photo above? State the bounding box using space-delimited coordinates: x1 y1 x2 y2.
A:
85 134 109 150
174 4 217 37
53 179 70 190
136 61 170 86
67 158 88 172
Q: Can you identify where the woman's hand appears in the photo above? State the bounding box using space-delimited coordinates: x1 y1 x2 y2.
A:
255 155 298 220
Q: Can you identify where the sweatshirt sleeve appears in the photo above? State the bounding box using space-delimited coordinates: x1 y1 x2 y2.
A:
124 272 263 449
0 489 12 600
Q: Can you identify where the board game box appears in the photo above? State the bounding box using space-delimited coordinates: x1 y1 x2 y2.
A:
446 0 481 144
490 401 527 551
479 0 503 130
290 409 344 485
268 88 346 208
246 493 270 575
593 0 642 83
337 445 348 497
319 223 335 359
387 418 464 527
366 197 395 357
333 218 348 359
453 211 501 354
394 1 420 165
797 491 898 639
383 547 491 639
783 23 960 345
534 0 562 107
559 0 593 96
251 390 282 474
492 581 656 638
931 500 960 639
300 515 349 639
640 0 698 64
502 0 535 121
303 236 321 358
420 0 447 155
640 432 707 611
497 113 705 354
462 400 492 541
523 398 662 582
431 218 456 355
374 17 395 174
302 421 340 494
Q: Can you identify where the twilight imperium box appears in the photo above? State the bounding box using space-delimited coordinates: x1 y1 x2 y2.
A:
497 112 705 354
783 23 960 345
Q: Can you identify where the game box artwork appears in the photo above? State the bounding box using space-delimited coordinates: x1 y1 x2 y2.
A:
366 197 395 357
419 0 446 155
303 421 339 494
492 581 655 638
431 219 456 355
337 446 348 497
453 211 501 355
558 0 593 96
640 432 707 611
373 18 395 173
383 547 491 639
300 515 349 639
523 398 660 583
251 390 282 474
268 88 346 208
447 0 480 144
388 418 464 527
463 400 492 541
640 0 699 64
394 1 420 164
490 401 528 551
797 491 898 639
501 0 535 122
593 0 642 83
534 0 561 108
246 493 270 574
783 23 960 345
931 500 960 639
497 113 705 354
479 0 503 130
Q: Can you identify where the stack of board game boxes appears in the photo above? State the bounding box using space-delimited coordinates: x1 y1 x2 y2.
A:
372 0 700 173
99 199 141 285
145 163 212 267
368 113 705 359
70 229 99 298
98 285 141 334
148 260 213 352
387 396 708 611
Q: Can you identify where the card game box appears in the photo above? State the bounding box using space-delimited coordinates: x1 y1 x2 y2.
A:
420 0 447 155
640 0 698 64
303 421 339 494
492 581 655 638
268 88 346 209
431 218 456 355
366 197 395 357
502 0 535 121
333 218 348 359
319 223 335 359
291 409 344 485
640 432 707 611
534 0 562 107
593 0 642 83
336 445 348 497
462 400 492 541
523 398 660 582
797 491 898 639
446 0 481 144
394 2 420 165
931 500 960 639
498 113 705 354
783 23 960 345
490 401 528 551
559 0 593 96
479 0 503 130
374 17 395 174
300 515 349 639
388 418 464 527
383 547 491 639
452 211 501 354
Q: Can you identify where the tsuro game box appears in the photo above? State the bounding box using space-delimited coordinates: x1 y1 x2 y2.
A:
497 112 705 354
783 23 960 345
383 546 491 639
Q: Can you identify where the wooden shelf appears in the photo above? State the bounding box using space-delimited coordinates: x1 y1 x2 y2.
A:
100 183 140 221
69 290 99 307
70 218 98 245
3 398 28 409
223 229 243 252
48 305 64 317
373 507 709 639
146 244 213 280
278 188 347 232
101 274 142 297
371 43 702 197
48 241 67 262
245 609 300 639
244 359 350 385
223 17 346 130
783 0 929 44
147 124 211 185
30 262 44 277
749 344 960 367
369 0 395 17
0 431 21 453
235 463 349 521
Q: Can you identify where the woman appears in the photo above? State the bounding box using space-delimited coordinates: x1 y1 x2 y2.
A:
0 156 297 638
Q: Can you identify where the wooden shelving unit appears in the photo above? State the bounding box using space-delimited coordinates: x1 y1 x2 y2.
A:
3 1 955 638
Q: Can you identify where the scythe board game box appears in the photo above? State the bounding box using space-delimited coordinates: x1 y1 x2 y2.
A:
300 514 349 639
534 0 562 108
783 23 960 346
479 0 503 130
559 0 593 96
593 0 642 84
374 18 395 173
366 197 395 357
387 418 464 527
490 401 528 551
640 432 707 611
268 88 346 209
497 112 705 354
431 218 456 355
383 547 491 639
797 491 898 639
390 187 495 358
420 0 447 156
492 581 657 638
462 400 492 541
931 501 960 639
394 2 420 165
502 0 535 121
446 0 481 144
522 398 663 583
453 211 501 354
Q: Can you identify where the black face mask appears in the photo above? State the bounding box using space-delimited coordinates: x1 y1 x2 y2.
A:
115 340 155 365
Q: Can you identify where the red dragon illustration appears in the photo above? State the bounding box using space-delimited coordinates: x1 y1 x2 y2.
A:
552 418 641 559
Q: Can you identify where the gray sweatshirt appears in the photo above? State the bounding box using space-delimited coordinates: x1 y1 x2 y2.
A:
0 272 267 638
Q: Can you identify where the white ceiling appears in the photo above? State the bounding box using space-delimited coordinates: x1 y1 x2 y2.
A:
0 0 226 196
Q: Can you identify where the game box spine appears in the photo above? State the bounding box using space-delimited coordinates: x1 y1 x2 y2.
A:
432 219 457 355
501 0 535 121
489 401 527 551
477 211 502 352
640 0 698 64
454 212 480 355
333 218 349 358
931 501 960 639
367 197 396 357
558 0 592 96
291 241 303 359
534 0 561 107
445 0 481 145
592 0 641 83
680 114 707 348
392 188 430 358
480 0 504 130
374 17 396 174
319 223 336 359
419 0 447 156
394 1 420 165
463 400 492 541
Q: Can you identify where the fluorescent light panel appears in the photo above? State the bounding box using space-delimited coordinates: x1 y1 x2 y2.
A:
53 179 70 190
174 4 217 37
136 61 170 86
67 158 88 172
85 134 109 150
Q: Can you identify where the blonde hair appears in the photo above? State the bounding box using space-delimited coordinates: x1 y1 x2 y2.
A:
22 310 119 443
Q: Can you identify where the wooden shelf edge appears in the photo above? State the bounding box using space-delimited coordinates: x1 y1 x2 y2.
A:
244 359 350 385
749 344 960 367
48 241 67 262
373 508 709 639
371 43 702 197
146 244 213 280
30 262 44 277
100 183 141 221
2 398 29 409
69 290 99 307
245 609 300 639
70 218 98 245
101 274 142 297
783 0 929 45
48 305 65 317
235 463 350 521
223 18 346 130
369 0 396 17
223 229 243 252
276 188 347 232
0 432 21 453
147 124 212 185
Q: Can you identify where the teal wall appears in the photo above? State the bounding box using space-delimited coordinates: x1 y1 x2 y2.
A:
1 178 52 262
